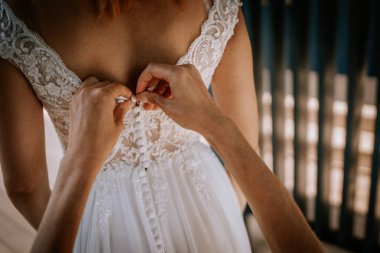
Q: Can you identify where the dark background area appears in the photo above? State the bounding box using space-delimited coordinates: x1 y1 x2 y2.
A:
241 0 380 252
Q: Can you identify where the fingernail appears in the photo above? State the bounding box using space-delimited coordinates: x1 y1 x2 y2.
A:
148 85 158 91
116 95 128 104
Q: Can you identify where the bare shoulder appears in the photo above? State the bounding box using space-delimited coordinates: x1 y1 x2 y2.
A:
0 58 44 165
0 58 41 108
213 8 252 83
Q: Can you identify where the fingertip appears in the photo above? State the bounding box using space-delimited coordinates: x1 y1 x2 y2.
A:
136 80 146 94
120 83 133 96
136 63 173 94
135 92 145 102
115 82 133 97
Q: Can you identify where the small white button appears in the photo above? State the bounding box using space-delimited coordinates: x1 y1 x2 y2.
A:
133 106 141 113
141 153 149 161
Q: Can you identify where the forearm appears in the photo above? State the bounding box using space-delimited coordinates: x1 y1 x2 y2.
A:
225 170 247 211
31 153 101 253
8 185 51 229
203 116 324 253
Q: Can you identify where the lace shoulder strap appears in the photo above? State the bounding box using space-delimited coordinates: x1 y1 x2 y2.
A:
0 0 80 108
178 0 243 87
0 0 32 72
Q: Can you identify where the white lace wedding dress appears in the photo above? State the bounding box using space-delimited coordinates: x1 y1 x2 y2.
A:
0 0 252 252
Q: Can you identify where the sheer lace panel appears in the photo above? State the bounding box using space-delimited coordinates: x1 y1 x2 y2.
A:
0 0 242 167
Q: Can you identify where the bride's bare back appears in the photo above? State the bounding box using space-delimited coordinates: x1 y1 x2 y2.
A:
7 0 210 91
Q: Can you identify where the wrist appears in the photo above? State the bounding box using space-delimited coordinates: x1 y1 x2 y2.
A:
65 143 107 163
61 151 104 178
200 111 235 142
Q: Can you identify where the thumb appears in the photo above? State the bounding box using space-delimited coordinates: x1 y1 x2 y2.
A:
114 100 135 125
136 91 169 108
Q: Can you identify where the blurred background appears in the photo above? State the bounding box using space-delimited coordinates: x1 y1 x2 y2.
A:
0 0 379 252
241 0 379 252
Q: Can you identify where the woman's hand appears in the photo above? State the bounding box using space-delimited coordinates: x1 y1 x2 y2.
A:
135 63 225 136
135 63 325 253
67 76 135 166
32 76 135 253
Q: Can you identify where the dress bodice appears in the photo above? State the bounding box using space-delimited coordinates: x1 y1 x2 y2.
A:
0 0 242 168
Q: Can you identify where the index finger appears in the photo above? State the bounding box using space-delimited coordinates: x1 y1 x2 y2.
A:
104 82 133 98
77 76 100 92
136 63 175 94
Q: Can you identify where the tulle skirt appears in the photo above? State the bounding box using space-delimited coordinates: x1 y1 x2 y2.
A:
73 141 252 253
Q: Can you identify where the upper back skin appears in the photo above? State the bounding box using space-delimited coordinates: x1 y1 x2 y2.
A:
5 0 209 92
